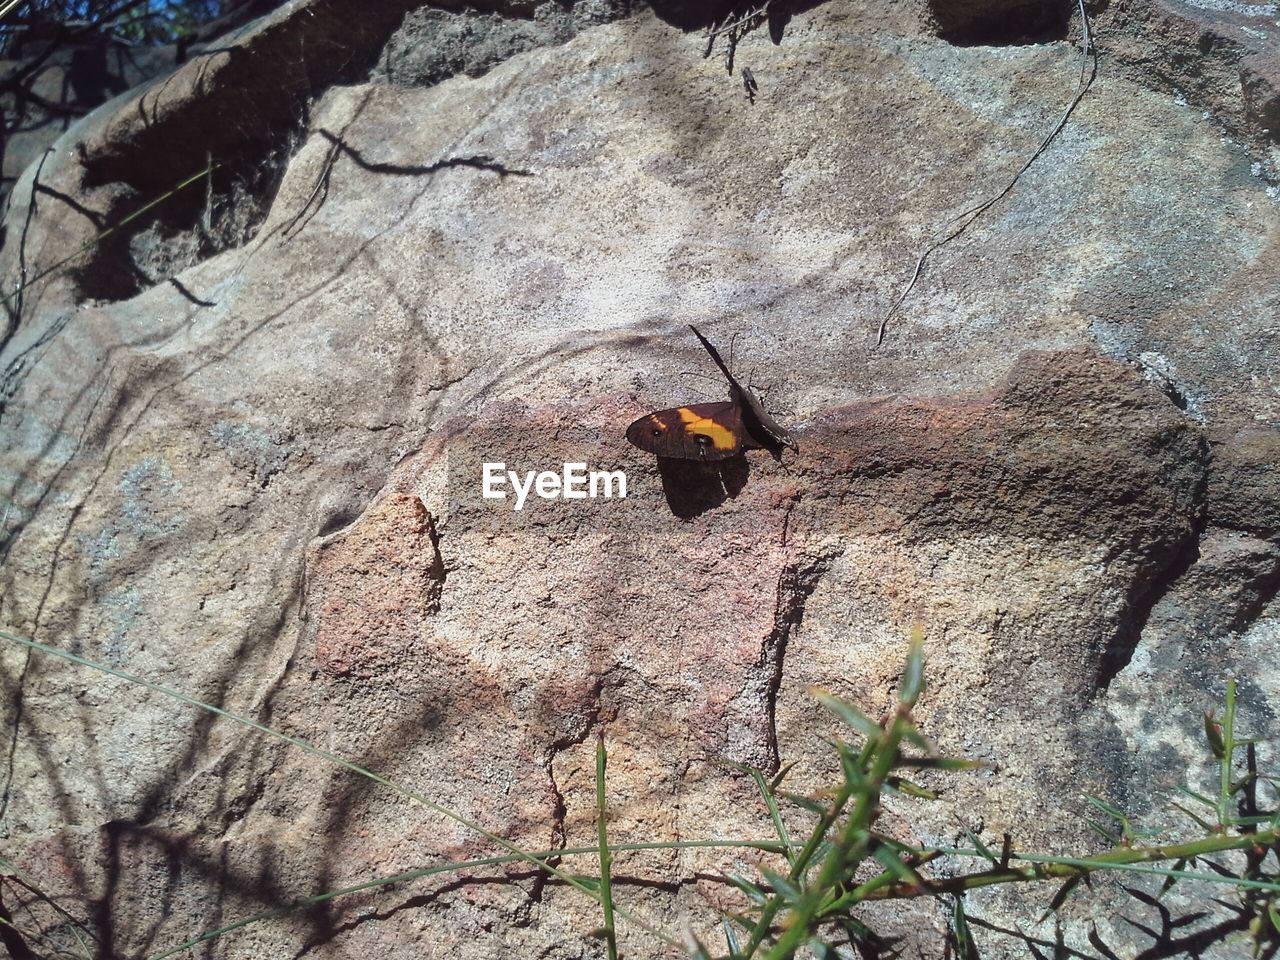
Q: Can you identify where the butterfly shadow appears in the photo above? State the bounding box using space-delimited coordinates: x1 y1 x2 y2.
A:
656 454 750 519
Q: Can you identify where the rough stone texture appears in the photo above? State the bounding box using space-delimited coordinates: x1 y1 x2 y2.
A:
1096 0 1280 150
375 2 634 87
0 0 1278 957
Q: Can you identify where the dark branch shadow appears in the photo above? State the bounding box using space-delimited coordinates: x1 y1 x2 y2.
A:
33 182 106 229
2 149 54 358
316 130 534 179
966 887 1267 960
0 886 39 959
166 276 215 307
964 914 1102 960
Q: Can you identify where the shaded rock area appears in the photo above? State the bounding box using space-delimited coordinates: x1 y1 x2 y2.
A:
375 2 635 87
927 0 1073 44
0 40 168 197
1097 0 1280 149
0 0 1278 958
0 0 283 202
0 0 282 199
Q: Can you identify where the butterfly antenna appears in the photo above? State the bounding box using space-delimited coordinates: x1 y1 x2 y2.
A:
688 325 740 388
680 369 722 393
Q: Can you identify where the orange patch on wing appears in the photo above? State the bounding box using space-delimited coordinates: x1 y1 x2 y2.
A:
677 407 737 451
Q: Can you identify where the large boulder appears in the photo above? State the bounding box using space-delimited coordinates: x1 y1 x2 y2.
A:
0 0 1276 956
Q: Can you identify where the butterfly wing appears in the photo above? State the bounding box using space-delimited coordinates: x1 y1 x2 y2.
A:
626 401 751 460
734 385 797 451
689 325 797 451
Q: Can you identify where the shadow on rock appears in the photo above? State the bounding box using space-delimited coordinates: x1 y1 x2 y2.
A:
657 454 749 519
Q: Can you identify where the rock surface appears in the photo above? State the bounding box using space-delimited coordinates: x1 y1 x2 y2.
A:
0 0 1277 957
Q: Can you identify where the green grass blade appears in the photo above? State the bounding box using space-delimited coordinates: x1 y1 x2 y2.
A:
723 916 742 954
596 734 618 960
886 776 936 800
725 872 769 905
770 761 797 792
1013 854 1280 894
899 628 926 706
959 825 997 864
836 741 870 791
777 792 826 815
760 866 803 901
1175 784 1217 809
1204 710 1227 759
751 769 795 868
1084 819 1121 844
949 895 977 960
1084 795 1125 820
869 842 924 890
1218 679 1237 825
1170 802 1216 832
812 690 881 739
896 632 926 706
0 162 217 308
1229 814 1275 827
811 839 836 869
899 726 933 752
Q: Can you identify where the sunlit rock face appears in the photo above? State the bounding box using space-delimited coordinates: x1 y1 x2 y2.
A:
0 0 1276 956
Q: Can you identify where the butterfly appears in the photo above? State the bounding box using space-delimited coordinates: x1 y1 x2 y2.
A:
626 325 798 460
